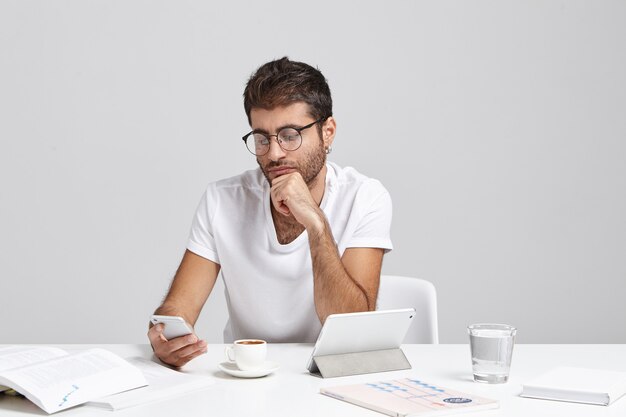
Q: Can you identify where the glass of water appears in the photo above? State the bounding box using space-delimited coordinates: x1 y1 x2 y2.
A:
468 323 516 384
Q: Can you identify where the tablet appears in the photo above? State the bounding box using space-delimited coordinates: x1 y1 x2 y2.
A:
306 308 416 374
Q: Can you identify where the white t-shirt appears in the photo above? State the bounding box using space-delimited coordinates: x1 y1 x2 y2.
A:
187 162 393 343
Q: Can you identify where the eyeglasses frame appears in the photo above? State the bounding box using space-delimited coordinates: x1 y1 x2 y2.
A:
241 116 327 156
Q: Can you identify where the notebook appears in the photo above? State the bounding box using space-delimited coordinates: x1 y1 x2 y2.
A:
521 367 626 406
320 377 498 416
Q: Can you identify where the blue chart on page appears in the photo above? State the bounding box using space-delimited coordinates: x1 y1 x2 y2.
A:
366 379 474 408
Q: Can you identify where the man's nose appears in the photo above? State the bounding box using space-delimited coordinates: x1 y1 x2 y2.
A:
266 136 286 160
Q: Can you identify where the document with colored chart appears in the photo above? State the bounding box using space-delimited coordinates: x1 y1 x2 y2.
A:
321 378 498 416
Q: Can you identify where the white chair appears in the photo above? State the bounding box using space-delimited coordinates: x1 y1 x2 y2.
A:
376 275 439 344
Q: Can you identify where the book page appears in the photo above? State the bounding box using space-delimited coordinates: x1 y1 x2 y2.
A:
0 348 147 414
0 346 68 391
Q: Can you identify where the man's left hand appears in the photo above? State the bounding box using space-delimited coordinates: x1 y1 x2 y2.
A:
270 172 324 231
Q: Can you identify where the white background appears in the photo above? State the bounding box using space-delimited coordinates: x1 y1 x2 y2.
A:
1 0 624 344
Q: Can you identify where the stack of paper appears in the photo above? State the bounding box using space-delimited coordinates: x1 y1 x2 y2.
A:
86 357 214 410
521 367 626 406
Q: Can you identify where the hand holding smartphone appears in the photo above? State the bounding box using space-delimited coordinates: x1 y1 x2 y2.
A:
150 315 194 340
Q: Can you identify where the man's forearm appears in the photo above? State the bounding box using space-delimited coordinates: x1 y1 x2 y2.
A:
150 306 179 330
308 215 372 323
150 250 220 329
151 303 198 329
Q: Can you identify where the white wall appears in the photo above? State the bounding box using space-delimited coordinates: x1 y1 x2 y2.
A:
1 0 624 344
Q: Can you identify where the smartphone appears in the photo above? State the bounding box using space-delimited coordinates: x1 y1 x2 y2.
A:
150 315 194 340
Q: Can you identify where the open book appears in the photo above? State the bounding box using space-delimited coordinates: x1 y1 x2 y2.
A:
0 346 147 414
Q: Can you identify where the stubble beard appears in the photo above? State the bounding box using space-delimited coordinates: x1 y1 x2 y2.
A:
258 140 327 186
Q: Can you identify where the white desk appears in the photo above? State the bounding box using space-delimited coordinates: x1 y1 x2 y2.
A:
1 344 625 416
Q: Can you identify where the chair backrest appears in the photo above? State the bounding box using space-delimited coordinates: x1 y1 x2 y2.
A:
376 275 439 344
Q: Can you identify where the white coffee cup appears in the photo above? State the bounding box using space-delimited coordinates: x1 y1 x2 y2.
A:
225 339 267 370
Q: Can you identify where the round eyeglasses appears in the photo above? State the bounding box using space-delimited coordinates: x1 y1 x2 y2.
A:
241 117 326 156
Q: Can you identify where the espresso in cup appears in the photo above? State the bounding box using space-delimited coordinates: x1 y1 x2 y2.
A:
237 340 264 345
225 339 267 370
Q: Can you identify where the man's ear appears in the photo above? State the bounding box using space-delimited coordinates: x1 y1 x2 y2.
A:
322 116 336 149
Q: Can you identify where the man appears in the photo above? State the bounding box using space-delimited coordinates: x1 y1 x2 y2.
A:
148 57 393 367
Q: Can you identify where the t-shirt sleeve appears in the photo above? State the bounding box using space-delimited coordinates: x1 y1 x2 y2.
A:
187 185 220 264
346 181 393 252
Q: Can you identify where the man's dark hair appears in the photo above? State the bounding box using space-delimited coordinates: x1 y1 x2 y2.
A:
243 57 333 127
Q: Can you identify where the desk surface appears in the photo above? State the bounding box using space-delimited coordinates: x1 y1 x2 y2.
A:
1 344 625 416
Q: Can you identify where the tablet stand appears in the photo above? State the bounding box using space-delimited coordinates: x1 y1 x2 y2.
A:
310 348 411 378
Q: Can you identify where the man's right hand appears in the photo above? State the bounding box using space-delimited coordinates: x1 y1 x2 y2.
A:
148 323 208 367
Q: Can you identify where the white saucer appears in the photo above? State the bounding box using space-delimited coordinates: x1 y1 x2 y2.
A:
218 361 279 378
